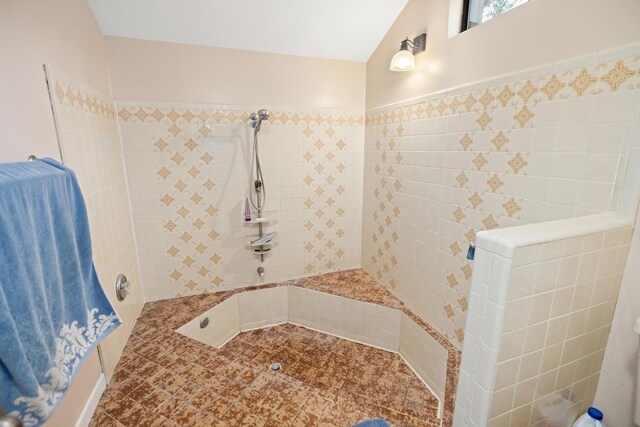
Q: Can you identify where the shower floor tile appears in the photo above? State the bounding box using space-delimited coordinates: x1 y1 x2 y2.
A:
90 323 440 426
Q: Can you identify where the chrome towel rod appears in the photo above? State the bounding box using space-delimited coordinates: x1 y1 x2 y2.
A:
27 155 37 161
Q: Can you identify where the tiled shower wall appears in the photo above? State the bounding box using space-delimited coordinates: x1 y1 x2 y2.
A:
363 46 640 348
454 214 633 427
117 103 363 300
489 225 632 426
49 73 144 379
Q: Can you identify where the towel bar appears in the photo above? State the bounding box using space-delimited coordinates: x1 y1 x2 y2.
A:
27 155 37 161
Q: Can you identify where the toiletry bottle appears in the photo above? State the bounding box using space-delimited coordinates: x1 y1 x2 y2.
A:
244 197 252 222
572 407 606 427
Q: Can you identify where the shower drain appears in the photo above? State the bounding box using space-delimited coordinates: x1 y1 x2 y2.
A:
270 363 283 372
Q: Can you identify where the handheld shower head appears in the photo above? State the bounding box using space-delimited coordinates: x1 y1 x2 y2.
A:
251 109 270 131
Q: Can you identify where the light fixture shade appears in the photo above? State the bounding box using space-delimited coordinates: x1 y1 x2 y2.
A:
389 49 415 72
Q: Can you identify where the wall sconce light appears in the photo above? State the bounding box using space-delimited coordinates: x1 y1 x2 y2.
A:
389 33 426 72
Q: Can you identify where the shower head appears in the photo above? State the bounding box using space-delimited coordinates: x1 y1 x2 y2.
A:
251 109 270 131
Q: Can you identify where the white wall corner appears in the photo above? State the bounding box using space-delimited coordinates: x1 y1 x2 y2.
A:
76 374 106 427
447 0 464 38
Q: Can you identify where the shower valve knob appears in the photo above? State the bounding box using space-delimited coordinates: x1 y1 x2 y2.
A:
115 274 131 302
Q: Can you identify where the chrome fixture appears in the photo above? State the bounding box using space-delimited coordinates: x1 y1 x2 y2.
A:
115 274 130 302
270 362 282 372
0 414 23 427
389 33 426 72
248 109 270 261
27 155 37 161
257 266 265 278
199 317 209 329
250 109 270 132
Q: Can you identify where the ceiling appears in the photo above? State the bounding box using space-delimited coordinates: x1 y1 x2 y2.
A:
87 0 409 62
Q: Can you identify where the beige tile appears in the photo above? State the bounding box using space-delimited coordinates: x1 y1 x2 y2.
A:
504 298 532 332
523 322 548 354
513 378 537 408
556 361 577 390
508 403 533 427
495 358 520 391
490 386 515 418
565 309 588 339
528 293 554 324
577 252 601 283
556 256 580 288
571 282 593 311
550 287 574 319
545 316 569 347
540 343 563 373
499 329 526 362
534 369 558 399
518 351 543 382
488 412 511 427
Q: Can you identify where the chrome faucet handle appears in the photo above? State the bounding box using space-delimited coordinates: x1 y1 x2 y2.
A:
115 274 130 301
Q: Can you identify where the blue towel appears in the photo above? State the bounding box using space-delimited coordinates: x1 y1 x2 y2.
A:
353 419 390 427
0 159 121 426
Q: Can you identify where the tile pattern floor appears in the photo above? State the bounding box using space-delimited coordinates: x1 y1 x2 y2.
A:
90 269 459 426
91 324 439 426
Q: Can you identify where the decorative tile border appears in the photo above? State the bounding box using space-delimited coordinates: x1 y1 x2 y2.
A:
366 56 640 126
118 105 364 128
52 78 116 119
363 48 640 349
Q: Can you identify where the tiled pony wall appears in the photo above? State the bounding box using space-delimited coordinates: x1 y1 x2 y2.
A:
362 46 640 348
48 72 145 379
489 224 632 426
117 104 363 300
455 214 633 427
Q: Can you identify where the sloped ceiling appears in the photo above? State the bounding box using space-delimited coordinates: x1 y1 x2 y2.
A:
87 0 409 62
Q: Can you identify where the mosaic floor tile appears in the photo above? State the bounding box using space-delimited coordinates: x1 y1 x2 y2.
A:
91 324 440 426
90 270 460 426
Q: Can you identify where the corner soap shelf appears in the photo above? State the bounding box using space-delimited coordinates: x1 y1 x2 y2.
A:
242 210 277 257
241 210 276 225
244 236 277 255
245 244 274 255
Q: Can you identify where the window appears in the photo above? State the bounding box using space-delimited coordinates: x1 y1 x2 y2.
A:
461 0 528 31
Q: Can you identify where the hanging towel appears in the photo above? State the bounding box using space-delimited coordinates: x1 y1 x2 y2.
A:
352 419 390 427
0 158 121 426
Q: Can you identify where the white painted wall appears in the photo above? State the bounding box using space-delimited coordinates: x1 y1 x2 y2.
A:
0 0 112 162
366 0 640 109
0 0 111 424
104 36 366 110
595 207 640 427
